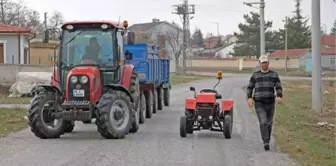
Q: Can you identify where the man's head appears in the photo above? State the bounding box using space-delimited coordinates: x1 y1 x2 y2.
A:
89 37 99 50
259 54 269 71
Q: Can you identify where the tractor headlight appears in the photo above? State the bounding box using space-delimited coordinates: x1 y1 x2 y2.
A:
70 76 78 83
80 76 88 84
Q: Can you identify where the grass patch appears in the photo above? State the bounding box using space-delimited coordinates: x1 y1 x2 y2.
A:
0 95 32 104
0 108 28 137
274 80 335 166
170 73 212 85
242 80 336 165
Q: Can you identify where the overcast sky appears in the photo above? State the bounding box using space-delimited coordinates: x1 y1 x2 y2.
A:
22 0 336 36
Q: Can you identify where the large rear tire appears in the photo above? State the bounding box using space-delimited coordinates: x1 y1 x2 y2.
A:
96 90 133 139
144 90 153 118
163 88 170 106
129 73 140 133
28 92 67 139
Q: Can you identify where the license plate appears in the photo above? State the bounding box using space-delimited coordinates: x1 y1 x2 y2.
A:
73 89 85 97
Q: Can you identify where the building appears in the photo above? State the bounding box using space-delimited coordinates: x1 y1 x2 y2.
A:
128 18 184 73
0 24 33 64
269 48 310 70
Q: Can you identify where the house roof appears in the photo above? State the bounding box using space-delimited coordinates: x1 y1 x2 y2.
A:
321 45 336 55
321 34 336 46
0 24 30 33
269 48 310 58
129 21 165 32
204 36 221 49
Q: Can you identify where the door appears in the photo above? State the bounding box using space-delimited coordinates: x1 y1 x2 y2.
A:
0 43 3 63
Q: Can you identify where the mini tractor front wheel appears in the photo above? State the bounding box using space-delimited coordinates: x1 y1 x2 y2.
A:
180 115 187 138
28 92 69 139
96 90 133 139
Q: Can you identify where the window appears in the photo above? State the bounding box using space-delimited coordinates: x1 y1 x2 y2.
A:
331 57 335 65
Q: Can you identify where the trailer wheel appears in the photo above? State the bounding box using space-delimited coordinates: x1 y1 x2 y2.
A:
163 88 170 106
28 92 67 139
96 90 133 139
153 89 158 114
157 87 164 110
139 92 146 124
144 90 153 118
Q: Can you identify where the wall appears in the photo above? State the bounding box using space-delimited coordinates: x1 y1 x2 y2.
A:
305 53 336 71
190 57 300 71
0 35 19 64
30 45 58 65
0 64 53 85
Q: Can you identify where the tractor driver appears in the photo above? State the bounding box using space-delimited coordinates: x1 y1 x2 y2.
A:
81 37 101 63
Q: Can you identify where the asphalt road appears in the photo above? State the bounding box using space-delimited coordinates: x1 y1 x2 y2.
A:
0 76 298 166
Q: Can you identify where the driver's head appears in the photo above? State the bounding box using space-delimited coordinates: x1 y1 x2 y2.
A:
89 37 99 49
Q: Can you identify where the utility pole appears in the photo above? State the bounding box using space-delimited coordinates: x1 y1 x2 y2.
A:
212 21 219 36
243 0 265 57
311 0 323 113
285 17 288 72
173 0 195 75
43 12 49 43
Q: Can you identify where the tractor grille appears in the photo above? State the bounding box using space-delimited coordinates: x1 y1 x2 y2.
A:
196 103 215 117
67 74 90 101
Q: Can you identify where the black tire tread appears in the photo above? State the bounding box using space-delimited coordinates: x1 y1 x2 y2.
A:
163 88 170 106
96 90 133 139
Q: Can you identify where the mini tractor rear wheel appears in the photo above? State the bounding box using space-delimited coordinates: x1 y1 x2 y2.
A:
223 112 233 139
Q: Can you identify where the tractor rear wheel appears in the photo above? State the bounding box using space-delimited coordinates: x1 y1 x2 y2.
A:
28 92 67 139
129 73 140 133
157 87 164 110
163 88 170 106
139 92 146 124
96 90 133 139
144 90 153 118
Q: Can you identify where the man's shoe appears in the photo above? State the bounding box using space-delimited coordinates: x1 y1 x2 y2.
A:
264 143 270 151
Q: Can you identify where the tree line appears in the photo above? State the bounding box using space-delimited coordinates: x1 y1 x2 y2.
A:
0 0 64 40
190 0 336 58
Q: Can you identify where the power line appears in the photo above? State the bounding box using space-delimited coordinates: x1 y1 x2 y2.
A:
172 0 195 75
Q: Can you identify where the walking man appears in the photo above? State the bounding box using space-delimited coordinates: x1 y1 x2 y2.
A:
246 54 283 151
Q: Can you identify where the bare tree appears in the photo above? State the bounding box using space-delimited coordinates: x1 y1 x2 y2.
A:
166 30 183 74
0 0 41 34
48 10 64 40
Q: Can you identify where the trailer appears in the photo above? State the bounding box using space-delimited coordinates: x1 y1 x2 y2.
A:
124 43 171 120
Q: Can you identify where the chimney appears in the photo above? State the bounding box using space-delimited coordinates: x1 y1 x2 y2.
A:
152 18 160 22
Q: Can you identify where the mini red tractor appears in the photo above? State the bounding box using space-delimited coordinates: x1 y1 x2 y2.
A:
28 20 141 139
180 71 234 138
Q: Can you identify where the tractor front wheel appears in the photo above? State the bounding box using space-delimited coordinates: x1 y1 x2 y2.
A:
28 92 67 139
96 90 133 139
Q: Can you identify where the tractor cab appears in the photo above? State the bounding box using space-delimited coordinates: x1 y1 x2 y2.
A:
53 21 132 102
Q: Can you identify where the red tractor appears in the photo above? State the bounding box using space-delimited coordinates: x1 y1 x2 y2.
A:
28 20 141 139
180 71 234 138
